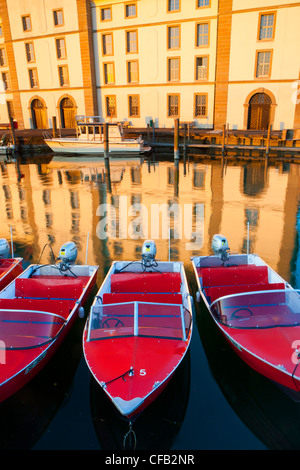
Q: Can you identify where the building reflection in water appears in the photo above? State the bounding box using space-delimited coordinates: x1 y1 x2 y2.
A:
0 157 299 287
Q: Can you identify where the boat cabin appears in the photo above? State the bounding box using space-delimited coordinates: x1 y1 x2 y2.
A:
75 116 125 142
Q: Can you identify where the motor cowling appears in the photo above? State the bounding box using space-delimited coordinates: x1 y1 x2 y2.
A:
0 239 10 259
141 240 157 267
212 234 229 263
58 242 78 266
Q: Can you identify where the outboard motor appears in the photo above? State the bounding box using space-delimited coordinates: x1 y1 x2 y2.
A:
0 239 10 259
212 234 230 264
141 240 157 268
57 242 78 269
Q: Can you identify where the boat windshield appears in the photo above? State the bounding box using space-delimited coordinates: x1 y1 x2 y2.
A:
0 309 66 349
211 289 300 329
87 301 191 341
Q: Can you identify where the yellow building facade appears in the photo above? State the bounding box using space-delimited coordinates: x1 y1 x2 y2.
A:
0 0 299 131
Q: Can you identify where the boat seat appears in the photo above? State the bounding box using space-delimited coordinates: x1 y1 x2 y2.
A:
110 272 181 293
14 277 85 300
0 298 74 317
201 265 269 288
207 282 285 303
102 292 182 305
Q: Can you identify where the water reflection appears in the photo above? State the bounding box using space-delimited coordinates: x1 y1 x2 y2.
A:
197 300 300 450
1 155 299 280
0 153 300 449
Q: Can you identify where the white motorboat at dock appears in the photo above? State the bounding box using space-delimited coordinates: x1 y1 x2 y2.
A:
44 116 151 156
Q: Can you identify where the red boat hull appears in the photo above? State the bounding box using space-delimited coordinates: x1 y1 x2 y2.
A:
83 332 190 419
83 262 193 419
219 323 300 392
0 258 23 290
0 267 98 402
192 252 300 395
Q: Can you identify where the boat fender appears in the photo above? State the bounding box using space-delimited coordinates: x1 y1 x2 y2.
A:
78 306 85 318
196 291 201 302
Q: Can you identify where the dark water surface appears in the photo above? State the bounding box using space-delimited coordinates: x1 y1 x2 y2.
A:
1 152 300 451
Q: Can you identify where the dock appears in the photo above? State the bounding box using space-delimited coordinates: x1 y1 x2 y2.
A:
133 122 300 160
0 122 299 160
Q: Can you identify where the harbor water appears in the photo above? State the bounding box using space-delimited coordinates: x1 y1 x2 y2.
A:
1 151 300 451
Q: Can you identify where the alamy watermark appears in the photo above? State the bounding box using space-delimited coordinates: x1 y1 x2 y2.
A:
96 196 204 250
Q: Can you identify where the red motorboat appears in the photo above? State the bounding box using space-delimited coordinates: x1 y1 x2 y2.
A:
0 242 98 402
83 240 193 420
191 234 300 395
0 239 23 290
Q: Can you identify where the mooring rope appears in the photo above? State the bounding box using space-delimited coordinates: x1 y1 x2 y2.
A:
123 421 137 450
104 367 134 386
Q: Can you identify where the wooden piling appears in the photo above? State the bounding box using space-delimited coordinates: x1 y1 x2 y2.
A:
9 117 17 150
266 124 271 158
222 124 226 157
183 123 187 166
52 116 57 138
104 122 109 160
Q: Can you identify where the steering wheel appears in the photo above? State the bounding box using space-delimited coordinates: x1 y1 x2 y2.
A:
230 308 253 320
101 317 124 327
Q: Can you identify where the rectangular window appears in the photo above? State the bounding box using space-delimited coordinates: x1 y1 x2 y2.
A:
56 38 66 59
256 50 272 77
196 23 209 46
195 94 207 117
125 3 137 18
168 0 180 12
22 15 32 32
127 60 139 83
106 95 117 117
1 72 10 90
126 30 138 53
168 57 180 81
259 13 275 40
104 62 115 84
58 65 69 86
195 56 208 80
197 0 210 6
29 68 38 88
0 48 6 66
101 7 112 21
168 26 180 49
102 34 113 55
168 94 179 117
53 9 64 26
25 42 35 62
128 95 140 117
